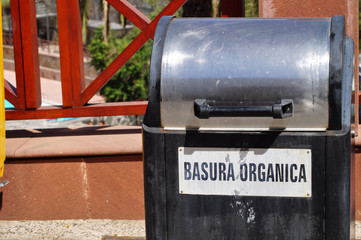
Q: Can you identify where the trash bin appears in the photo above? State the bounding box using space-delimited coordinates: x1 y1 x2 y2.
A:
143 16 354 240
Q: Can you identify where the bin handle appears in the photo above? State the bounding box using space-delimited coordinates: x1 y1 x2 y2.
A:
194 99 293 119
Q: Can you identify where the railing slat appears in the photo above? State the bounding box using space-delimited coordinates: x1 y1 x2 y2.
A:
80 31 149 106
57 0 85 107
108 0 151 31
10 0 25 110
80 0 187 105
5 102 148 120
18 0 41 109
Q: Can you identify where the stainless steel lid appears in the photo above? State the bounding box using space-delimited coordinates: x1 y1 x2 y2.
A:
157 18 332 131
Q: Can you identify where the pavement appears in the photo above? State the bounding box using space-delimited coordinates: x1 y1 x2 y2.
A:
0 219 145 240
0 220 360 239
357 222 361 239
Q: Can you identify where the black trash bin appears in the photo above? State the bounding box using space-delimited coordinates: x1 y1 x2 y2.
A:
143 16 355 240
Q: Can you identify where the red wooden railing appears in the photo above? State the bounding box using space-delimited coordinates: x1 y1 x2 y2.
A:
4 0 189 120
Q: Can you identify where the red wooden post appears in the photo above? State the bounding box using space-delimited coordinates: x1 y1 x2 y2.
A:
221 0 245 17
18 0 42 109
9 0 26 109
57 0 85 107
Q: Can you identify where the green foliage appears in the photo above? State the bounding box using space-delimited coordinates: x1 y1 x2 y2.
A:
88 1 176 102
1 0 10 8
80 0 90 44
88 27 152 102
245 0 258 17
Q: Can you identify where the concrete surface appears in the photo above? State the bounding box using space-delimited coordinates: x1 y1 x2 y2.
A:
357 221 361 240
0 219 145 240
0 220 359 239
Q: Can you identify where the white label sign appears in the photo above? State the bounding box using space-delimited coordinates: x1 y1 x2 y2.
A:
178 147 312 197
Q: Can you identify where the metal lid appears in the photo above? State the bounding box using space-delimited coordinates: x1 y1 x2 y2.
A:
146 17 347 131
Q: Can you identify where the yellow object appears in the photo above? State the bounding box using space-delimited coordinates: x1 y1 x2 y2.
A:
0 0 5 177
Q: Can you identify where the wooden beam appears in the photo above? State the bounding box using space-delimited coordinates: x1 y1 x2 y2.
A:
80 0 187 105
57 0 85 107
80 32 149 106
108 0 151 31
10 0 25 109
5 102 148 120
18 0 41 109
